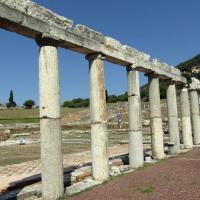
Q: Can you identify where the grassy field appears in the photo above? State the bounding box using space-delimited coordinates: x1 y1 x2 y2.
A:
0 130 128 166
0 143 91 166
0 106 129 166
0 107 87 124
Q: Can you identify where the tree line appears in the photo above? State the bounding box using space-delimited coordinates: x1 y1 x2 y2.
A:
3 90 35 109
62 86 169 108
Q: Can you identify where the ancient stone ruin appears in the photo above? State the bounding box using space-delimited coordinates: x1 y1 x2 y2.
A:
0 0 200 199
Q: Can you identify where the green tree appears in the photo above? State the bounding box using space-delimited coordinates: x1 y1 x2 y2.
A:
6 90 17 108
9 90 14 103
117 92 128 102
107 95 118 103
23 99 35 109
62 98 89 108
105 89 109 103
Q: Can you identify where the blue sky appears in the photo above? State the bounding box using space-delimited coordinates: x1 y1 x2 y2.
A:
0 0 200 105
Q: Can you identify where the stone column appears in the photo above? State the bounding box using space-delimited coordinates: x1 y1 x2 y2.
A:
37 38 63 200
148 74 165 159
190 89 200 144
86 53 109 181
180 87 193 148
127 67 143 168
166 81 180 153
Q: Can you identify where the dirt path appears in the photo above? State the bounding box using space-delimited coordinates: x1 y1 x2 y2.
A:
69 147 200 200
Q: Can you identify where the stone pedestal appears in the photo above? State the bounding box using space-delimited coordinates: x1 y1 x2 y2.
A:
180 87 193 148
87 54 109 181
190 90 200 145
127 68 143 168
166 82 180 153
148 75 165 159
39 44 63 200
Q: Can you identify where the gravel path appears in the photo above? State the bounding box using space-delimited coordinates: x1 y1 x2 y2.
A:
69 147 200 200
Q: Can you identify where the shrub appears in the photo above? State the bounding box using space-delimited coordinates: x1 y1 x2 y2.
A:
23 100 35 109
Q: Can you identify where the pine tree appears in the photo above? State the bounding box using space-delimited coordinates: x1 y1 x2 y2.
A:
9 90 14 103
105 89 109 103
6 90 17 108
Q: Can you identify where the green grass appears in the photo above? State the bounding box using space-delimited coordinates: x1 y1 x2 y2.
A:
0 108 39 124
136 185 155 194
0 107 87 124
0 143 90 166
191 181 199 185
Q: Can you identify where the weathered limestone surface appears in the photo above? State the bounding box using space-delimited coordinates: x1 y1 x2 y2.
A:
150 59 183 82
127 68 143 168
148 75 165 159
39 46 61 119
190 77 200 91
0 0 186 82
87 54 109 181
190 90 200 145
180 88 193 149
39 45 64 200
74 24 103 43
166 82 180 153
2 0 73 29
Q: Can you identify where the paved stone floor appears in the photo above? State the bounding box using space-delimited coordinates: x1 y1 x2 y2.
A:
69 147 200 200
0 144 129 192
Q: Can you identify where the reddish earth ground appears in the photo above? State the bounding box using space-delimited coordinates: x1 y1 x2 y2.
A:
69 147 200 200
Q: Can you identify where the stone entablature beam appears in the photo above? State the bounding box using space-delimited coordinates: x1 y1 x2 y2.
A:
0 0 186 83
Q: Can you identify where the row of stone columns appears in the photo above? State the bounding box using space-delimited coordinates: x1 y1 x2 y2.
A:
38 42 200 199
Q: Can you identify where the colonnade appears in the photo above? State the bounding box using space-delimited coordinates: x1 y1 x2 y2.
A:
38 41 200 200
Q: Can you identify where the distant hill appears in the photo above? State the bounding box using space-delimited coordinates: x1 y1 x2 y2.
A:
176 54 200 82
140 54 200 100
176 54 200 72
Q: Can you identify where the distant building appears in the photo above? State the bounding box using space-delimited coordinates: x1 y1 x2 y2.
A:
191 66 200 73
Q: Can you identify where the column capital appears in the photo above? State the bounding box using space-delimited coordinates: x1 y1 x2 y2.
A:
166 79 177 85
85 53 105 61
126 64 138 72
179 83 189 88
145 72 159 78
189 88 199 92
176 85 188 95
36 34 61 47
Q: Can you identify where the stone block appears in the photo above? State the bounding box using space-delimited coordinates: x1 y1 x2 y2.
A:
143 119 150 126
109 166 121 176
74 24 103 43
2 0 73 29
118 165 130 172
122 45 138 57
103 36 122 51
109 158 123 167
137 51 150 61
190 77 200 90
